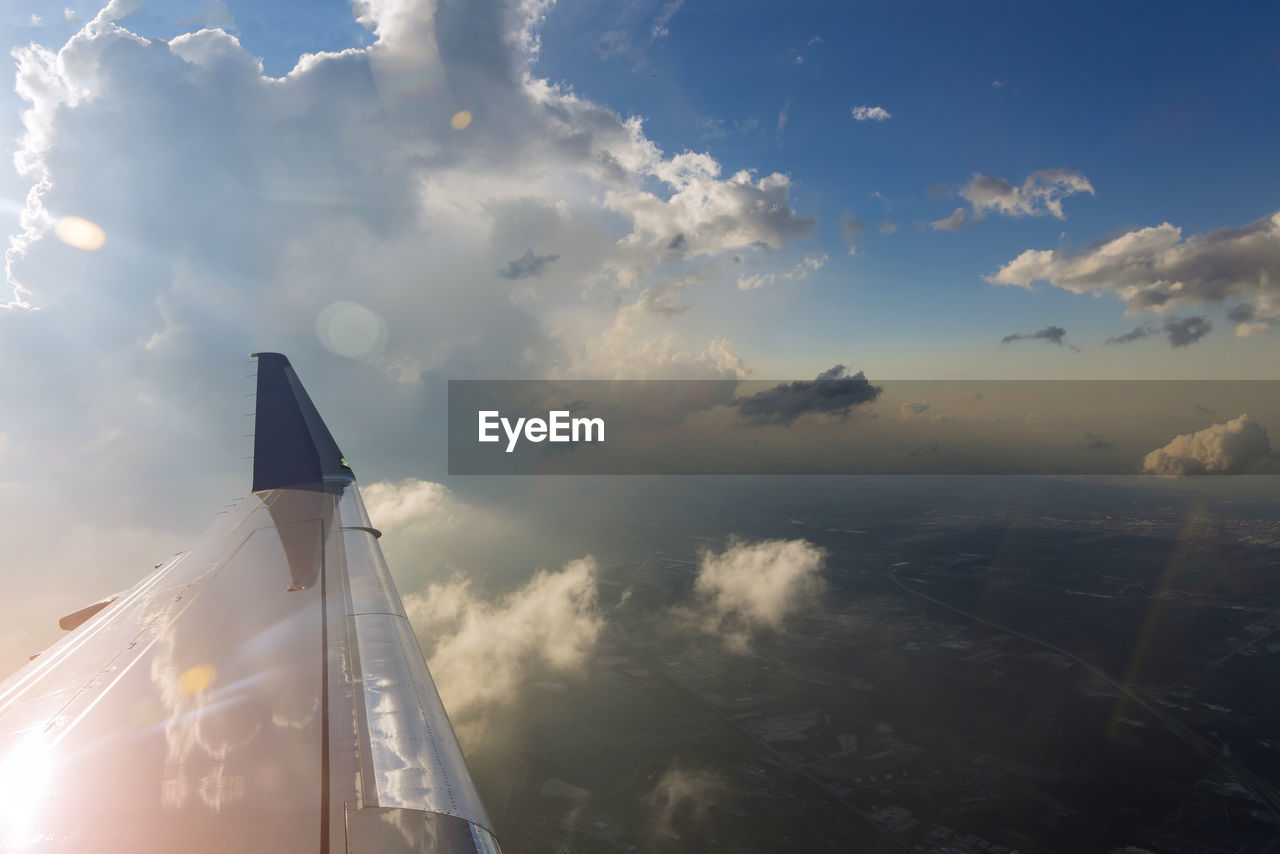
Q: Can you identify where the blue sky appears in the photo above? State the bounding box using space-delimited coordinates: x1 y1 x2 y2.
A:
528 1 1280 376
0 0 1277 696
4 0 1279 382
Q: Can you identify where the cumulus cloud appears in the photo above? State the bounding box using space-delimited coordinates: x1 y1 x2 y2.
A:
1000 325 1075 349
606 152 814 282
0 0 824 577
3 0 814 382
680 537 826 652
1105 315 1213 348
363 478 472 533
1141 414 1277 475
850 105 891 122
879 222 897 234
736 252 826 290
988 211 1280 333
646 766 725 839
900 400 931 418
403 556 603 743
497 248 560 280
735 365 881 426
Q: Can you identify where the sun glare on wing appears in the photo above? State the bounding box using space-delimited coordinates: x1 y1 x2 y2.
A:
0 733 52 847
54 215 106 251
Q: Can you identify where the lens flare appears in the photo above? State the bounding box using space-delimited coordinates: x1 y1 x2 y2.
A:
450 109 473 130
178 664 217 696
316 300 388 360
54 215 106 251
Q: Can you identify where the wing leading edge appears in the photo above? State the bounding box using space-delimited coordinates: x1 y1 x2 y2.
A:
0 354 500 854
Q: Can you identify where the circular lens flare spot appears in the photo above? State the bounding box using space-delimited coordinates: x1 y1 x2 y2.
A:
54 216 106 251
316 300 388 360
178 665 217 696
450 109 472 130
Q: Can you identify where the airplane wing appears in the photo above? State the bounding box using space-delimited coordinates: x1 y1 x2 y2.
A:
0 353 501 854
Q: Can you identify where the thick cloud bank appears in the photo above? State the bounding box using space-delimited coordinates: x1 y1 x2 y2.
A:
1141 414 1276 475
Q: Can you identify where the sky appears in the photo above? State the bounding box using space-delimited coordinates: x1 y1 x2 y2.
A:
0 0 1277 708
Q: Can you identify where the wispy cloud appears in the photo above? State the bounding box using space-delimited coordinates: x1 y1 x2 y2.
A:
934 169 1093 232
1000 325 1078 351
737 253 826 290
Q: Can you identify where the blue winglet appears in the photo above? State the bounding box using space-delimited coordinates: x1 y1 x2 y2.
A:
249 353 352 492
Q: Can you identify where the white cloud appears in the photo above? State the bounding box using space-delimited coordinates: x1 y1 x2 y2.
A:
989 212 1280 333
565 307 748 379
681 537 826 652
0 0 818 529
605 154 814 285
930 207 967 231
962 169 1093 219
403 556 603 744
650 0 684 40
737 253 826 290
1141 414 1277 475
850 105 890 122
932 170 1092 231
646 766 725 839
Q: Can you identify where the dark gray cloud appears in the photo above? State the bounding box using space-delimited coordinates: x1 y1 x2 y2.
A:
1105 315 1213 348
1079 431 1114 450
1001 326 1071 347
735 365 882 426
1227 303 1256 324
1163 315 1212 348
498 249 561 280
1105 325 1158 345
